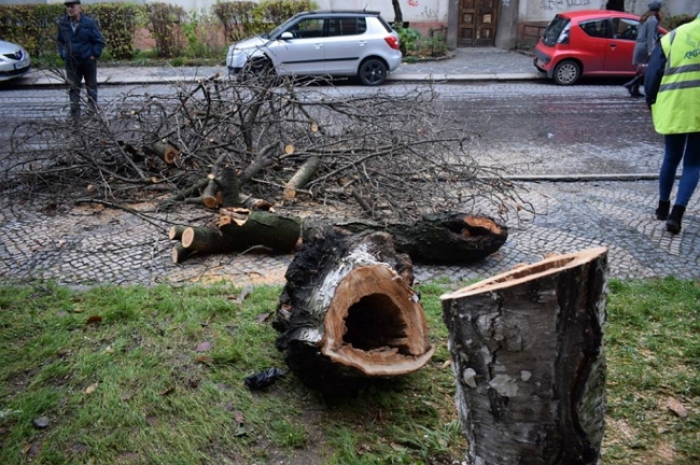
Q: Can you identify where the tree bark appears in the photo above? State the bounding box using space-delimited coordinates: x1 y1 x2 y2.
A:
146 141 179 165
218 209 301 252
391 0 403 26
302 212 507 264
283 155 321 200
273 227 434 390
440 247 608 465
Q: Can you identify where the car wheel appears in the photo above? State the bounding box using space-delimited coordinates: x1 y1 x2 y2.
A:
553 60 581 85
358 58 388 86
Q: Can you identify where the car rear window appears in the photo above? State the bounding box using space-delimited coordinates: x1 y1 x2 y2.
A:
579 19 610 38
375 15 394 33
542 15 569 46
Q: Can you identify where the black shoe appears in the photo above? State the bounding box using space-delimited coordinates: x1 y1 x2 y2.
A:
666 205 686 234
630 90 644 98
656 200 670 220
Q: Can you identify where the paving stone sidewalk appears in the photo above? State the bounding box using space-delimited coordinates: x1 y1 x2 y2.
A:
1 179 698 289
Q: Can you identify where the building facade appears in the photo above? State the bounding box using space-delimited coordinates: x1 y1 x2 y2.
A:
19 0 700 49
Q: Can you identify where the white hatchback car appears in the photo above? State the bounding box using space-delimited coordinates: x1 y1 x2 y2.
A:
226 10 402 86
0 39 31 82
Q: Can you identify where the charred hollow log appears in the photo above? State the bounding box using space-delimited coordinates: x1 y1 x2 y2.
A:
273 227 434 390
302 212 507 264
440 247 608 465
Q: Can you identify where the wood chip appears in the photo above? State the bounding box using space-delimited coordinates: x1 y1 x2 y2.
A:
666 397 689 418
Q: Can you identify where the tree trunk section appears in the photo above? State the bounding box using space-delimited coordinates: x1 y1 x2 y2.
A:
219 166 240 208
302 212 507 264
181 226 231 254
440 247 608 465
273 227 434 390
218 209 301 252
284 156 321 200
147 141 179 165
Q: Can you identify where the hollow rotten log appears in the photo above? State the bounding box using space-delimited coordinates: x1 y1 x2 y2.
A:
273 227 435 390
303 211 507 264
440 247 608 465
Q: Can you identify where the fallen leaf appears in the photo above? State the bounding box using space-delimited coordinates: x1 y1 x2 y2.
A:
23 441 41 457
86 315 102 325
667 397 689 418
195 341 213 352
85 383 99 394
195 355 212 365
233 410 244 424
255 312 271 324
441 360 452 369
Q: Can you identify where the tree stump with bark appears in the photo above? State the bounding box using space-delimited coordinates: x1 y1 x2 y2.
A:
440 247 608 465
273 227 435 391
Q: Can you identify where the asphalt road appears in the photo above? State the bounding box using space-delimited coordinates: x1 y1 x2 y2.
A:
0 81 661 176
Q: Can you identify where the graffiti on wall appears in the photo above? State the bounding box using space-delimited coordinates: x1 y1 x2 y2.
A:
540 0 591 10
407 0 420 7
420 6 439 19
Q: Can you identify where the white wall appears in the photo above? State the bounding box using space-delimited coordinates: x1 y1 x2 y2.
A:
519 0 606 23
43 0 451 23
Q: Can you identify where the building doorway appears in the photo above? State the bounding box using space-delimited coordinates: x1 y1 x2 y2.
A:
458 0 499 46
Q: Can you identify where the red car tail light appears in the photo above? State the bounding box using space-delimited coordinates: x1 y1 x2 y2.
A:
384 36 400 50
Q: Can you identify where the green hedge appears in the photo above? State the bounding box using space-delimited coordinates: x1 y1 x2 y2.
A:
0 0 320 62
213 0 317 40
661 14 696 31
0 2 141 60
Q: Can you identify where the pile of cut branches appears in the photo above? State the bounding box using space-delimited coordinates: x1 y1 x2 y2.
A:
3 70 526 225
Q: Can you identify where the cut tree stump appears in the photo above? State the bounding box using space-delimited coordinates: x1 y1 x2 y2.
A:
440 247 608 465
273 227 435 390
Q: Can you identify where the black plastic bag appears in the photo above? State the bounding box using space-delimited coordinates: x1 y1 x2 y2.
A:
244 367 285 390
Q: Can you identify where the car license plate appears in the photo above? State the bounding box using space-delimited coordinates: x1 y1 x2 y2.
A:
14 59 29 70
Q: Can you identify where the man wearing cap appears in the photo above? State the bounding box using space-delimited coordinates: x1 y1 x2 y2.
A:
623 1 662 97
645 12 700 234
56 0 106 120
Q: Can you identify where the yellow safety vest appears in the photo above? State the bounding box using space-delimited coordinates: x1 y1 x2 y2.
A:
651 19 700 135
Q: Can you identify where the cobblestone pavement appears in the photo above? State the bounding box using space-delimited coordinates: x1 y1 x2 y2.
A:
1 179 698 288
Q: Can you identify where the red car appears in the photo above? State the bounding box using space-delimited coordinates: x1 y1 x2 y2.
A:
533 10 666 85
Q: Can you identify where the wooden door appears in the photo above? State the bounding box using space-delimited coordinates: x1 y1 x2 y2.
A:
458 0 499 46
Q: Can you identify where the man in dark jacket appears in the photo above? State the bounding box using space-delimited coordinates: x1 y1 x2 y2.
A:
56 0 105 119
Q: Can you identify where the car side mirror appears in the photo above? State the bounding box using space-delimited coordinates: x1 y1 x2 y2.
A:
280 31 293 40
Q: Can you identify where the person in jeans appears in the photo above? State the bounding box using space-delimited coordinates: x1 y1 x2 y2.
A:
56 0 105 119
645 12 700 234
624 1 662 97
